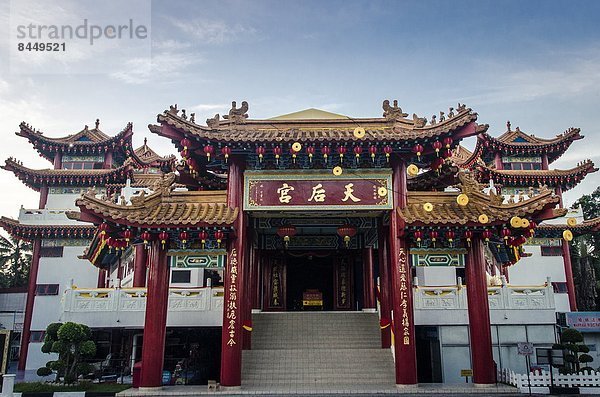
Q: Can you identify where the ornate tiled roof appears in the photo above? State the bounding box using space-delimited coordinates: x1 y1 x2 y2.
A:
130 137 176 170
2 157 132 191
477 160 597 191
537 217 600 235
70 173 238 228
16 120 133 163
0 216 95 241
450 143 485 169
398 172 565 226
154 101 486 148
406 162 460 191
479 123 582 164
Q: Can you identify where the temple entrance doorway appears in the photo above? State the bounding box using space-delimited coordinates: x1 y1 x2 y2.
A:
286 253 334 311
261 251 357 311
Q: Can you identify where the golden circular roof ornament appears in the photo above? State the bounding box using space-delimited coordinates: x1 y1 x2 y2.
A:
567 217 578 227
456 194 469 206
520 218 530 229
407 164 419 177
563 229 573 242
478 214 489 224
510 216 522 228
377 187 388 197
292 142 302 152
332 166 343 176
423 202 434 212
353 127 366 139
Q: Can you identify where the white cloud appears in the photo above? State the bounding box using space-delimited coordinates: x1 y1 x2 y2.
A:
169 18 257 44
190 103 229 112
109 51 202 84
152 39 192 51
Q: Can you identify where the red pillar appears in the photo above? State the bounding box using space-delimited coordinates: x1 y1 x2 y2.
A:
389 159 417 385
242 239 253 350
466 237 495 384
38 186 48 209
220 157 247 387
362 247 376 309
377 221 391 348
139 241 170 388
53 152 62 169
97 269 106 288
103 150 113 168
562 240 577 311
18 238 41 371
133 244 148 288
494 152 503 170
252 250 261 310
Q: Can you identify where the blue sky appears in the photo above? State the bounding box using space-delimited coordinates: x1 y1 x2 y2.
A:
0 0 599 218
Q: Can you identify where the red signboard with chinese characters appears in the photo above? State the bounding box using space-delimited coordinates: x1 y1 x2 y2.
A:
243 170 392 211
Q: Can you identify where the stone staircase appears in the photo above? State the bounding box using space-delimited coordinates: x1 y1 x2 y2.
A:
242 312 396 388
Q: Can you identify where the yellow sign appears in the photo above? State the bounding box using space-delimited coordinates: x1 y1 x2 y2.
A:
460 369 473 377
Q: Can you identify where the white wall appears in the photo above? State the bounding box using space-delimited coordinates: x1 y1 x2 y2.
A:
28 245 99 370
44 193 81 209
508 245 566 286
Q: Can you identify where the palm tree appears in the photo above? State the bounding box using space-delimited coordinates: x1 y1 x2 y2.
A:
0 234 32 288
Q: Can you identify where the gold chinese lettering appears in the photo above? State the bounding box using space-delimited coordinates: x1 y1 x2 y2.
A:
341 183 361 202
308 183 326 202
277 183 295 204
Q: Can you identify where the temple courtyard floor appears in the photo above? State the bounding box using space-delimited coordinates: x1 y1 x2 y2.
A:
118 383 520 396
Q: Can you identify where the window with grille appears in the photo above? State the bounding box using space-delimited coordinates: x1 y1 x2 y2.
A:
541 246 563 256
171 270 191 284
35 284 59 296
39 247 64 257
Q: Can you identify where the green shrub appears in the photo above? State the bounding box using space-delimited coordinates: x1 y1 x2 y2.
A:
36 367 52 377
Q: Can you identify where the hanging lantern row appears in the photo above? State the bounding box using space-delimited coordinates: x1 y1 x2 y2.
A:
411 221 539 249
33 139 128 155
15 227 94 240
177 138 455 166
98 225 228 250
485 139 571 156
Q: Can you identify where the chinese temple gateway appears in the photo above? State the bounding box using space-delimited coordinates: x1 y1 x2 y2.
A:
2 101 599 389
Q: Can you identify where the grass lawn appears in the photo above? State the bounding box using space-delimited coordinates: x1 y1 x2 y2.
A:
14 381 131 393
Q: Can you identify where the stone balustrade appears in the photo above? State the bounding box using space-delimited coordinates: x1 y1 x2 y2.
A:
61 287 224 327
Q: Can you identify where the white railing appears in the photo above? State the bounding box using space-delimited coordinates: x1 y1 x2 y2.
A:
18 208 80 225
61 287 224 327
413 283 555 311
499 368 600 390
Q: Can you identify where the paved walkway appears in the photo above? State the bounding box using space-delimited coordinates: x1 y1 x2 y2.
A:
118 383 519 396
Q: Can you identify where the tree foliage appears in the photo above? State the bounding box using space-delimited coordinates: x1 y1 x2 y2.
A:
559 328 592 373
38 322 96 384
0 234 32 288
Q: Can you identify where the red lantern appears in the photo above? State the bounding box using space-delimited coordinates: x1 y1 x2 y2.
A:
443 137 453 149
98 222 109 239
214 230 225 248
445 230 455 244
369 145 377 162
337 146 347 164
106 237 115 252
141 231 152 248
431 158 444 170
528 220 537 237
123 229 133 245
430 230 438 247
255 146 266 163
158 231 169 250
353 146 362 163
272 146 282 165
414 230 423 247
482 229 493 243
501 227 511 244
221 146 231 162
306 146 315 163
203 144 214 161
181 138 191 151
433 141 443 156
276 225 297 248
412 144 424 160
383 145 393 162
337 224 357 248
321 145 331 163
198 230 209 249
464 230 473 247
186 157 198 172
180 148 189 158
179 231 189 248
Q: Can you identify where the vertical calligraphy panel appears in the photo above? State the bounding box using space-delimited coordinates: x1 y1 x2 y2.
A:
334 255 354 310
